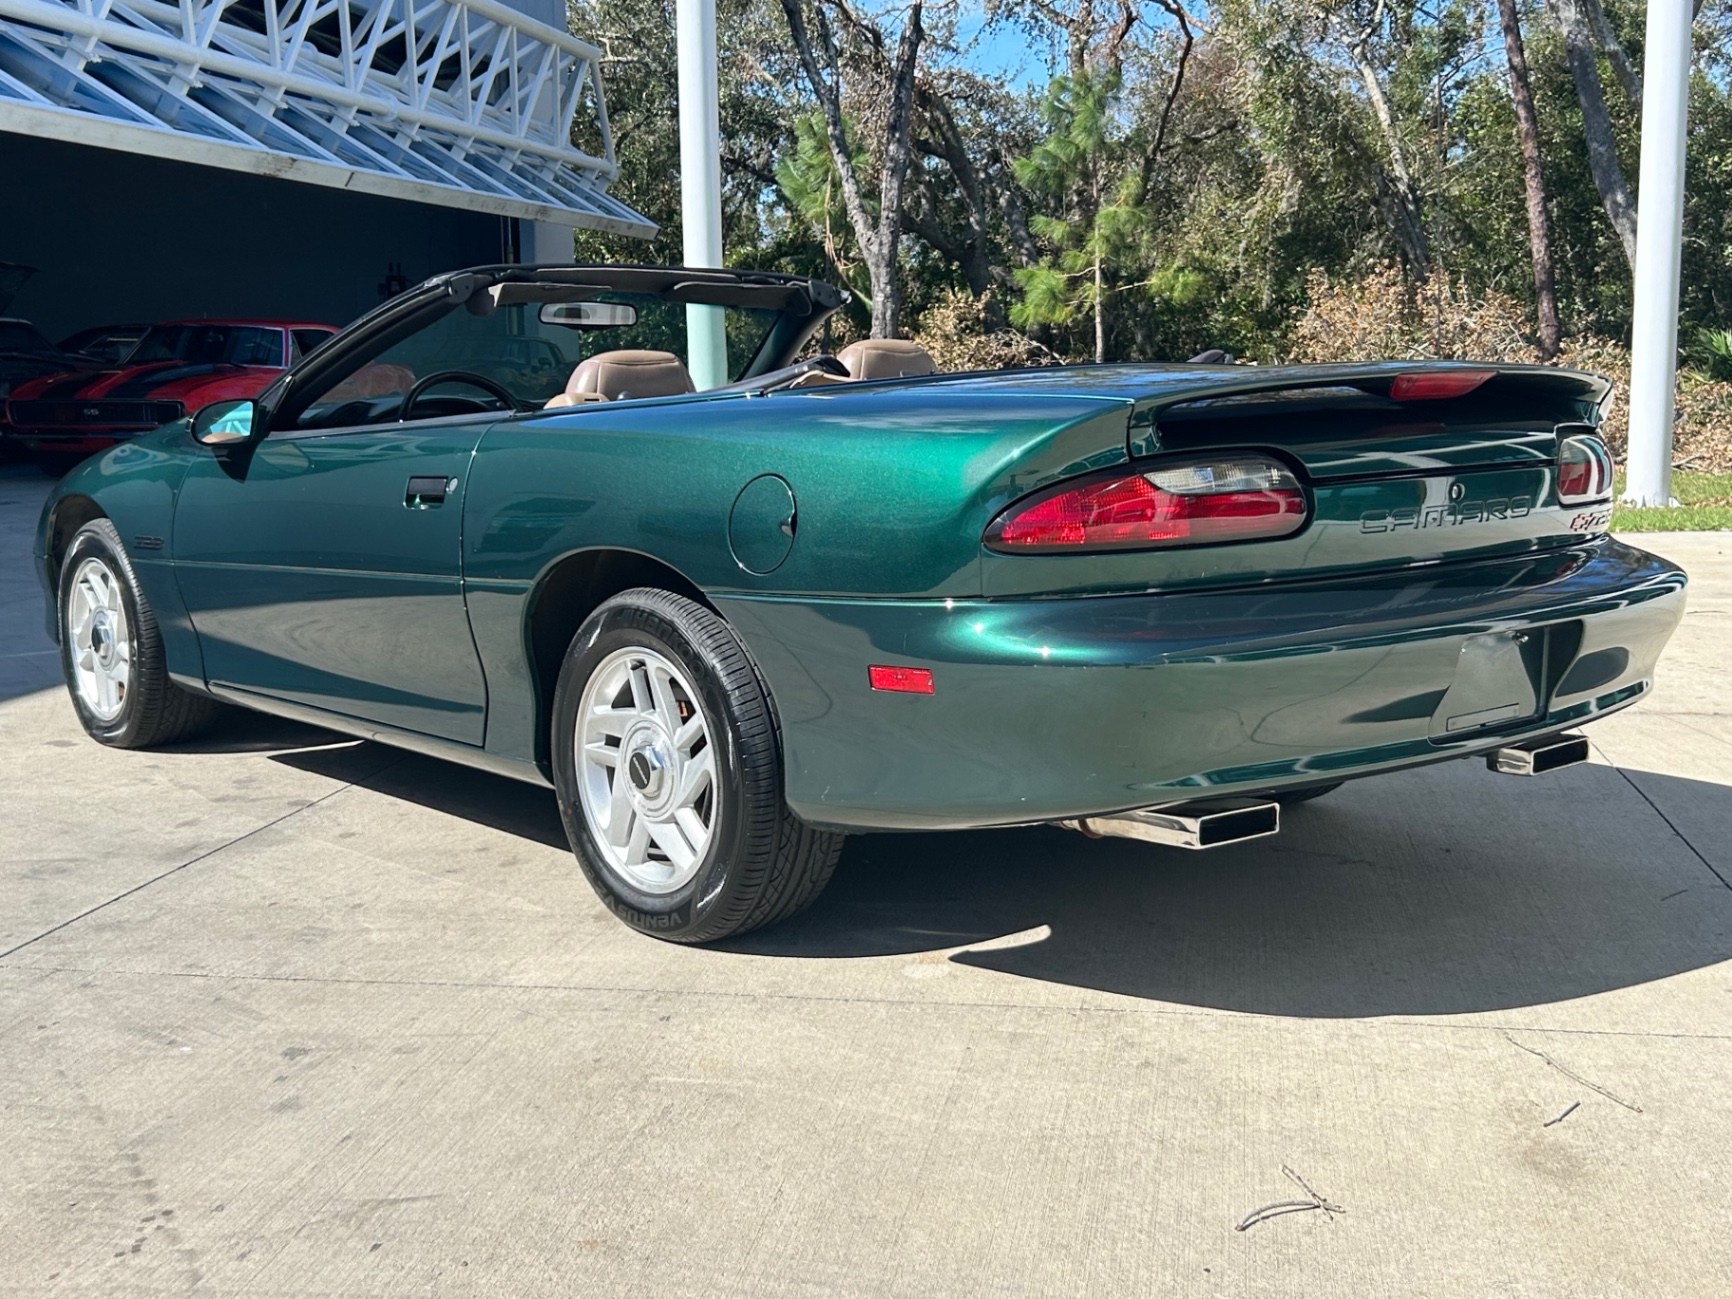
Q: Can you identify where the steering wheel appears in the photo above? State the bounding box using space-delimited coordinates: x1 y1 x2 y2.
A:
398 370 521 422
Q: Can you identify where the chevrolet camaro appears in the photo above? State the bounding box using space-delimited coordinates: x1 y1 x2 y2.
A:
7 318 337 474
33 263 1686 941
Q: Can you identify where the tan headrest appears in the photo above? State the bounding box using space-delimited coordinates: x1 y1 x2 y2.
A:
561 349 695 402
836 338 938 381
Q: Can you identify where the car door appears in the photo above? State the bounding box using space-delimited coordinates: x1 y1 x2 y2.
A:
172 414 491 744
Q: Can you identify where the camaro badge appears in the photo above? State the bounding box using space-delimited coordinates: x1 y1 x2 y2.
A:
1360 496 1533 533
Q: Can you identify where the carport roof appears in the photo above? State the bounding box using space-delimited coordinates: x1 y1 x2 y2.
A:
0 0 655 238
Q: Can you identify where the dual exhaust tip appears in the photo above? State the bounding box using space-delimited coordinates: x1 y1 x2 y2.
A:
1058 732 1591 850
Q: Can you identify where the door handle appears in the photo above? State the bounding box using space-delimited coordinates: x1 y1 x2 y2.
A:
406 475 454 509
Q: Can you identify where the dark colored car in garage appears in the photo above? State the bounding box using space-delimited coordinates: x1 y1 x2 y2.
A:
0 316 81 404
57 323 152 365
5 319 336 472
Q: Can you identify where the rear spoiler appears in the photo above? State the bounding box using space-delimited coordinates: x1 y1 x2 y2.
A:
1129 362 1611 458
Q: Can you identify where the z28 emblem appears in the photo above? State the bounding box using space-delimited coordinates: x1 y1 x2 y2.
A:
1361 496 1533 533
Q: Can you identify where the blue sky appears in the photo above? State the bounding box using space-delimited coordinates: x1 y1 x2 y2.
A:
942 3 1059 89
950 5 1057 91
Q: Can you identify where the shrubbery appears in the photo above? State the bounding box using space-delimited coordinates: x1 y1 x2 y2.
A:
1286 268 1732 473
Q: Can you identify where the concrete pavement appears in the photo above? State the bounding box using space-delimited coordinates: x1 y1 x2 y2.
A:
2 461 1729 1296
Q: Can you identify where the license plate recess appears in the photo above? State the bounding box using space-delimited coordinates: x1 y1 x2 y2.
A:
1428 629 1548 738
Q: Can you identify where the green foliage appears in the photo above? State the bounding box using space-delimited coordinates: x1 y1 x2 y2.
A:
1687 328 1732 384
1008 73 1148 350
577 0 1732 367
774 113 874 308
1613 472 1732 532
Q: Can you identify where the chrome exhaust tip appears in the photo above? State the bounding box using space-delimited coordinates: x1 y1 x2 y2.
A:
1058 798 1281 850
1486 732 1591 776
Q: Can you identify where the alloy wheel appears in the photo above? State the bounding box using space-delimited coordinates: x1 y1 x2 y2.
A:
574 645 717 894
66 556 131 722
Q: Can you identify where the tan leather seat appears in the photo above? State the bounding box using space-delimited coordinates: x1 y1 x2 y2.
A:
544 349 695 407
836 338 938 381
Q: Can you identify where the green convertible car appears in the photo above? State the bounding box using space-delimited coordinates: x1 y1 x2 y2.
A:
34 263 1685 941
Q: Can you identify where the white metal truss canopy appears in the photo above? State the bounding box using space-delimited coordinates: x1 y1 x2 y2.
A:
0 0 656 237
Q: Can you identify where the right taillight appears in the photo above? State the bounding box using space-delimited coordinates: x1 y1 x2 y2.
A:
984 455 1308 553
1556 432 1614 505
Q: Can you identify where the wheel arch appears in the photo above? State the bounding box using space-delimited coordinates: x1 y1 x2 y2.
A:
523 547 720 767
42 495 109 636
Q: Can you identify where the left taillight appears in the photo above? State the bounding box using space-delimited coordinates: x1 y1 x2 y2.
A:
1556 431 1614 505
984 455 1308 553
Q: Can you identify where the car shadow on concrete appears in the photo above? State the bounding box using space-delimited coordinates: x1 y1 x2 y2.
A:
159 708 571 849
722 774 1732 1018
183 711 1732 1018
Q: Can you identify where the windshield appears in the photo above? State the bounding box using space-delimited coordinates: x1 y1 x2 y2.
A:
0 321 52 353
131 324 283 367
295 293 780 429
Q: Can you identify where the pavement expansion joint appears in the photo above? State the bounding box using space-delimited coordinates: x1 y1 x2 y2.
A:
0 754 409 963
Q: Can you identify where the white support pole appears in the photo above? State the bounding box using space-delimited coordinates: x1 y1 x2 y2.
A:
1623 0 1695 508
676 0 728 390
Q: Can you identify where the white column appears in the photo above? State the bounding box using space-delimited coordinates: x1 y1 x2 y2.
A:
1623 0 1694 508
676 0 728 389
522 220 573 264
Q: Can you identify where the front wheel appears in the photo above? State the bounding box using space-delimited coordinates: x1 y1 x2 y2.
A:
550 588 844 943
58 518 219 747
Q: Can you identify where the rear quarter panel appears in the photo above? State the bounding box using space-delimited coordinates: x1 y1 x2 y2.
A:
461 386 1130 764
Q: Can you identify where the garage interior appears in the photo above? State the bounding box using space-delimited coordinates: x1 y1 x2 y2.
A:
0 0 652 339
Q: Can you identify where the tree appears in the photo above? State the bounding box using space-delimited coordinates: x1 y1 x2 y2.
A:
777 0 926 336
1324 0 1430 277
1548 0 1637 270
1011 71 1145 362
1496 0 1560 358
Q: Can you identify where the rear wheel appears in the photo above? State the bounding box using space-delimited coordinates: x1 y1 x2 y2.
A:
551 588 844 942
57 519 219 747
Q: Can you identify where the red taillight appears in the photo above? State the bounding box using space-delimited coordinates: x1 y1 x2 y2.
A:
869 664 935 694
1557 432 1614 505
1389 369 1496 401
984 456 1308 553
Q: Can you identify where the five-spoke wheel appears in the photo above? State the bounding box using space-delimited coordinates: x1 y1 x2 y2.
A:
65 555 132 722
57 518 218 747
551 588 844 943
576 646 717 894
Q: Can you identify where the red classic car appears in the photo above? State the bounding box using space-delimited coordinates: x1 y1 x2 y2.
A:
5 319 337 472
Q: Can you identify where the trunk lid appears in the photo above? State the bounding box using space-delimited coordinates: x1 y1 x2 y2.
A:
955 362 1614 598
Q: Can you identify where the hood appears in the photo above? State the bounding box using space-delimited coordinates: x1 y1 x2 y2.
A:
16 361 280 402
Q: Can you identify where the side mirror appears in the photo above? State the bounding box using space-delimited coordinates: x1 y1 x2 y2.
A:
192 399 258 445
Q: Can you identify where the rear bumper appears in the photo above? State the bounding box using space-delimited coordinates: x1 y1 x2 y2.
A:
717 539 1687 831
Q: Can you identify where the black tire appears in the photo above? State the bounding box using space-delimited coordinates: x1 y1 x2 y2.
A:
550 588 844 943
57 518 220 748
1268 782 1343 806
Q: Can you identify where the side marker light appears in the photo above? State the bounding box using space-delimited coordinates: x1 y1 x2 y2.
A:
869 665 935 694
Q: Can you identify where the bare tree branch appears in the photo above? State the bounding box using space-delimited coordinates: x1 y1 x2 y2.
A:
1136 1 1195 199
777 0 925 336
1549 0 1638 270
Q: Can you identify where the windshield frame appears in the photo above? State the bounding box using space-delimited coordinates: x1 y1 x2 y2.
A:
258 265 844 436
